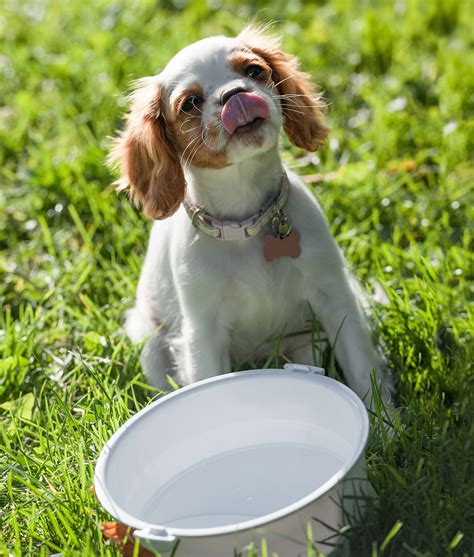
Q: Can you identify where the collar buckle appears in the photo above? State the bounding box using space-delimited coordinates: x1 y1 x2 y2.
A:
216 220 249 241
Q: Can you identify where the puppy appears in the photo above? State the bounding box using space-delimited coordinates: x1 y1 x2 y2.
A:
110 26 393 405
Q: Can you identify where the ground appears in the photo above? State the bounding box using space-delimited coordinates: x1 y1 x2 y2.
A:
0 0 473 556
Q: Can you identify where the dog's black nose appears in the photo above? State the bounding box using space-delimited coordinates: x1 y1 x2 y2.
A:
220 86 247 105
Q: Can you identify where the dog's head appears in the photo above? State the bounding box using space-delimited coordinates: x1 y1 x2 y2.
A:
109 26 329 219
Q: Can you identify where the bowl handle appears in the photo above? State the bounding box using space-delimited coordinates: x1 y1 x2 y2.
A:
134 527 177 553
283 363 325 375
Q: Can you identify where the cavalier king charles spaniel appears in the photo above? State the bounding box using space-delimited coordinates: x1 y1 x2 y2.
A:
109 26 393 406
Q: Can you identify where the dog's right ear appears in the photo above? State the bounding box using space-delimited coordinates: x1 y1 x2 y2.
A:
238 26 329 152
108 77 186 220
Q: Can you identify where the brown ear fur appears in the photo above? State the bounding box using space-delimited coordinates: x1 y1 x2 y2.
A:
108 77 185 220
238 26 329 151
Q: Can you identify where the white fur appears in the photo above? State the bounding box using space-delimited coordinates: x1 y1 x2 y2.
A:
124 35 393 405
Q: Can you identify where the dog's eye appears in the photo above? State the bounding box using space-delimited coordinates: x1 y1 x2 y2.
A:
245 65 264 79
181 95 203 113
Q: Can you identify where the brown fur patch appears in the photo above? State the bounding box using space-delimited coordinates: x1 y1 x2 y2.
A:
237 26 329 151
171 83 205 117
108 77 186 219
228 52 272 84
171 100 230 170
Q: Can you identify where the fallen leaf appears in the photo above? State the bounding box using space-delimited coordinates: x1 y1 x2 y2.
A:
101 522 155 557
0 392 35 434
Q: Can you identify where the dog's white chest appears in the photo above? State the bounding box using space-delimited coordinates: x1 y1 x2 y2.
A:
221 251 307 357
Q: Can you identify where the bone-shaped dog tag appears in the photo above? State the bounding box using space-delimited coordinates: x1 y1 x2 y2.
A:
263 230 301 261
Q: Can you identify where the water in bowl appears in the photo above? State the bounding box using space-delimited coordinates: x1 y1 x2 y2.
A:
141 442 345 529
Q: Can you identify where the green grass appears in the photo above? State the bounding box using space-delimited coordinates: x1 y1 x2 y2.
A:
1 0 473 555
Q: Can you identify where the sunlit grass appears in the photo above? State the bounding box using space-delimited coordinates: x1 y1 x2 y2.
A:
1 0 473 555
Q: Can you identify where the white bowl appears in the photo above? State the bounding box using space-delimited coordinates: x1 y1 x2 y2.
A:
95 364 370 556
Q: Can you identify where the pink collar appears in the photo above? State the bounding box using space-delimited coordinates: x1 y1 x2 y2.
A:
183 172 290 241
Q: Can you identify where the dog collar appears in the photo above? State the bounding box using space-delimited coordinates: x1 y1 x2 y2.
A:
183 172 291 241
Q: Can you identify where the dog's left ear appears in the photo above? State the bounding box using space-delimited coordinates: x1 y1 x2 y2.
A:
238 26 329 151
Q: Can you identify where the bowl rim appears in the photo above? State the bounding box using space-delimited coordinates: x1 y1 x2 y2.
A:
94 368 369 539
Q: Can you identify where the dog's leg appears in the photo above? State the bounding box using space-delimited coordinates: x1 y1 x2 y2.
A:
125 307 176 392
140 332 176 392
308 276 393 406
177 316 231 386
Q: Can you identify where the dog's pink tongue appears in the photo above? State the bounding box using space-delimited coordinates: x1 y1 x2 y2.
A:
221 93 269 134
